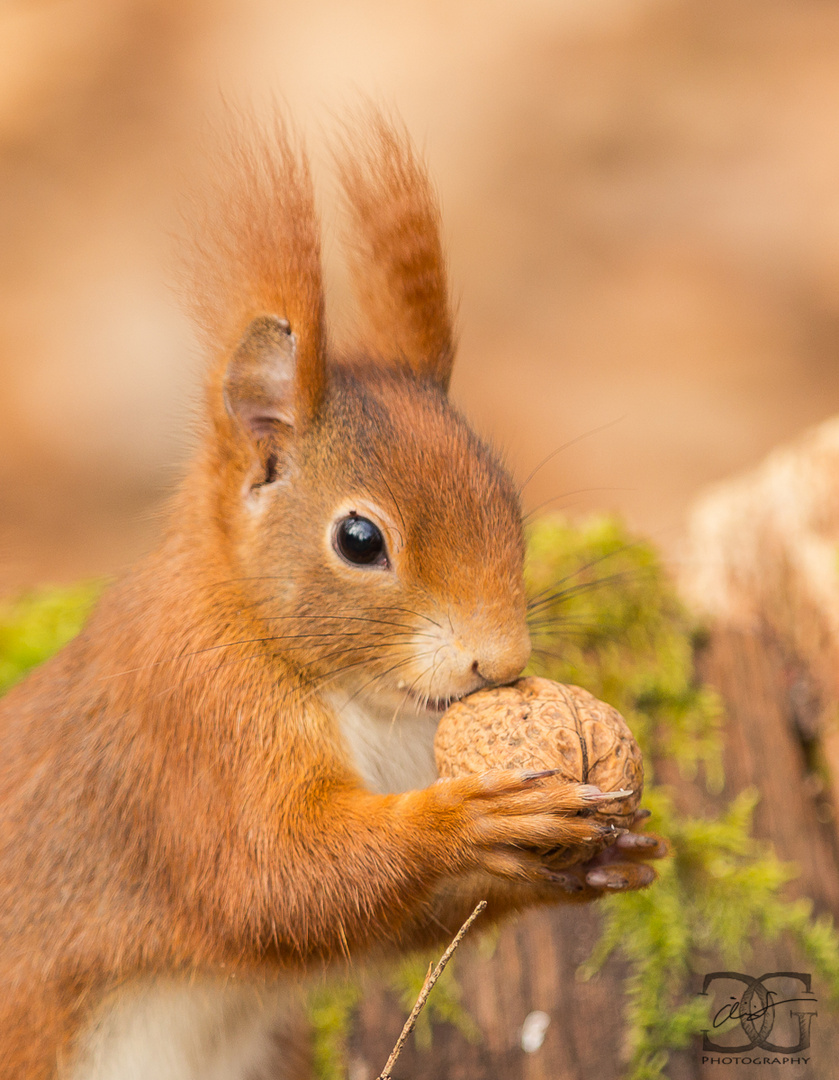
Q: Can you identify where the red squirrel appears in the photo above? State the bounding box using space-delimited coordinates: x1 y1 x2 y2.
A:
0 110 661 1079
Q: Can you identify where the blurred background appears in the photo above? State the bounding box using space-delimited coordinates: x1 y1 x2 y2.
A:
3 0 839 591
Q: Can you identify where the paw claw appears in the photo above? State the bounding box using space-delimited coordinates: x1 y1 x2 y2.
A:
521 768 560 783
580 785 634 803
594 823 627 841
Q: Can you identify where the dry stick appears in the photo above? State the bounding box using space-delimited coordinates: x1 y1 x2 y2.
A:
378 900 487 1080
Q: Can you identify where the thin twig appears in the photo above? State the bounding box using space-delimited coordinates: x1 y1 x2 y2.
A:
377 901 487 1080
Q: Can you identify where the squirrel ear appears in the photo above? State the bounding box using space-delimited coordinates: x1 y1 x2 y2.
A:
223 315 303 438
335 108 455 390
182 112 327 442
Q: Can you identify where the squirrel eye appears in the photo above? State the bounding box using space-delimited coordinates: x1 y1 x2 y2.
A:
334 515 388 568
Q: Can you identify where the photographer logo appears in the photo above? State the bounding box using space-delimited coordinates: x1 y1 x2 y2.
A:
699 971 817 1066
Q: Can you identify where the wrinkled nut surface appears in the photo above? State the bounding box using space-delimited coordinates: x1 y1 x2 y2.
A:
435 676 644 867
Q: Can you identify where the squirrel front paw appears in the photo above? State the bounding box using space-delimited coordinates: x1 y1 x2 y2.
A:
540 809 668 901
427 769 634 886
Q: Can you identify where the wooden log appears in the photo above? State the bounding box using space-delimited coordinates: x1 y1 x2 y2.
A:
674 627 839 1078
681 416 839 830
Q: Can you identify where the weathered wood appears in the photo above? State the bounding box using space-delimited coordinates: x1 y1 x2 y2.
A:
681 416 839 833
699 629 839 911
348 903 630 1080
669 628 839 1079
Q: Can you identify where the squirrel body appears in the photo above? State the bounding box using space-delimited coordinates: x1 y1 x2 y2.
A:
0 111 657 1079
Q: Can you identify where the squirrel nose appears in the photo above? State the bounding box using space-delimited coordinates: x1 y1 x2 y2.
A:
473 633 531 687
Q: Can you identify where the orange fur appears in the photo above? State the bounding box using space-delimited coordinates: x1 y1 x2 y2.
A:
335 107 455 387
0 110 653 1079
183 112 326 428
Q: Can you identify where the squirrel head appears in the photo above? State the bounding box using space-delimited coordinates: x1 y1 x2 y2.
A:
184 109 530 719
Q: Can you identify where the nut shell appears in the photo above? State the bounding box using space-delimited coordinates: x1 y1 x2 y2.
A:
435 676 643 851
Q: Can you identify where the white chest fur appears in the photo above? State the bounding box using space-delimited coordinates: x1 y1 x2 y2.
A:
67 980 300 1080
325 691 440 794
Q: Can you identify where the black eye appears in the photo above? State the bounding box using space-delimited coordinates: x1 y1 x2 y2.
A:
334 515 388 567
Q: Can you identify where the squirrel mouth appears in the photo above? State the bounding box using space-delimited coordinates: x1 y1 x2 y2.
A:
395 679 484 715
405 689 464 714
419 696 452 714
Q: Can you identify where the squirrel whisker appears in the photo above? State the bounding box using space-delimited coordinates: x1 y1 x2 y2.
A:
526 570 647 615
525 541 647 608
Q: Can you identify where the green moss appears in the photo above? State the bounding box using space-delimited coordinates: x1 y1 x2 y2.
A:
306 979 364 1080
0 582 101 695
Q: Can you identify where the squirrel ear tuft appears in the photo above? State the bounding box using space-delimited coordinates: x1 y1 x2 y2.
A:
223 315 302 439
335 107 455 390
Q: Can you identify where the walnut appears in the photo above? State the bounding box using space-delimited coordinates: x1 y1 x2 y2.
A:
435 676 643 851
